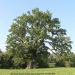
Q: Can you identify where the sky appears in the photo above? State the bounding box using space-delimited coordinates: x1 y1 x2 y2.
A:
0 0 75 52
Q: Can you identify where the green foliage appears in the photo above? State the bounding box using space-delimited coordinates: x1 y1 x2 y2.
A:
6 8 72 68
0 52 13 68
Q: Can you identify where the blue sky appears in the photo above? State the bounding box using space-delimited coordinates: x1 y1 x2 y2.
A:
0 0 75 52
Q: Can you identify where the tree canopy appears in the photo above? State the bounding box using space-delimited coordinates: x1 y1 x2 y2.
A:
6 8 72 68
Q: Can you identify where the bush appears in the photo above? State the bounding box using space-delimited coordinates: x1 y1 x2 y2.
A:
49 63 56 68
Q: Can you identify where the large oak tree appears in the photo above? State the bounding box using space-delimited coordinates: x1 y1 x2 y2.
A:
6 8 72 68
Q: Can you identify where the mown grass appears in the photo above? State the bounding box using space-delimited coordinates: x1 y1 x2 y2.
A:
0 68 75 75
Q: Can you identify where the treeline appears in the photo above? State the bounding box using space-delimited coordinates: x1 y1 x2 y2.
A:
0 8 74 69
0 51 75 68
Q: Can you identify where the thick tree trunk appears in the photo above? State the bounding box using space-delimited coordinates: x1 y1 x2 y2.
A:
26 61 32 69
26 60 37 69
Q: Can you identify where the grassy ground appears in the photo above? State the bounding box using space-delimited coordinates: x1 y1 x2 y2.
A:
0 68 75 75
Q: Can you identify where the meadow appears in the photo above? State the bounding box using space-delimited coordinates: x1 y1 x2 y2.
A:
0 68 75 75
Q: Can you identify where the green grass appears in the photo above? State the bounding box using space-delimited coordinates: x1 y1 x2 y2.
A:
0 68 75 75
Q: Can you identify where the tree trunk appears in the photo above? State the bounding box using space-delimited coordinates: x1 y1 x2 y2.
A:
26 61 32 69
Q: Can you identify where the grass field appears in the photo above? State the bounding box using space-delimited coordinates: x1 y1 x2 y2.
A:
0 68 75 75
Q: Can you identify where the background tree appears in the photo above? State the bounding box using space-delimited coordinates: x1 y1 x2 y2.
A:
0 51 13 69
6 8 72 68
